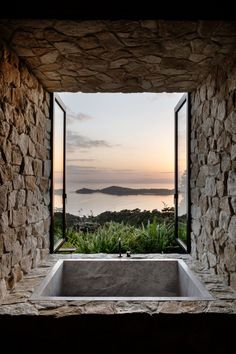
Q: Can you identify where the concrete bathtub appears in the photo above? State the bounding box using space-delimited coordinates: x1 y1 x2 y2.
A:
30 259 213 301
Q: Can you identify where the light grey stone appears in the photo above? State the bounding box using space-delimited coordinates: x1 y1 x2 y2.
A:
231 144 236 160
221 153 231 172
230 197 236 213
224 241 236 272
16 189 26 208
219 211 231 231
191 205 201 219
32 249 41 268
228 171 236 196
225 111 236 134
230 273 236 291
0 303 38 315
205 177 217 197
202 117 213 137
220 197 231 212
191 219 201 236
207 151 219 165
23 156 33 175
216 180 225 197
207 252 217 267
217 101 226 121
196 168 206 187
11 241 23 266
28 139 36 157
44 160 51 177
0 279 7 299
12 207 27 227
18 133 29 156
20 255 32 274
228 216 236 243
3 229 17 252
0 211 9 233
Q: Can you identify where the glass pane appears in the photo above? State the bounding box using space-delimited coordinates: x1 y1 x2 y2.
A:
177 102 187 245
53 101 64 248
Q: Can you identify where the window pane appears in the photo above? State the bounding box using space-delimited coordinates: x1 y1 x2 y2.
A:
177 101 187 245
53 101 65 248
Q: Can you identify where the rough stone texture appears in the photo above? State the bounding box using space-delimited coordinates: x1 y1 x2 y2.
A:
0 20 236 92
0 42 51 297
191 60 236 288
0 254 236 316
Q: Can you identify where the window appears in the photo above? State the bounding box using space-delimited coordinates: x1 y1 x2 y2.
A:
174 93 190 252
50 94 66 252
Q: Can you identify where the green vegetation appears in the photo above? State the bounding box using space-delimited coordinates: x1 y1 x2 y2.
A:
54 207 187 254
63 217 177 254
177 220 187 244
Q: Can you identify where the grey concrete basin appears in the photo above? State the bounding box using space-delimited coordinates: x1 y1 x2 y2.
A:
30 259 213 301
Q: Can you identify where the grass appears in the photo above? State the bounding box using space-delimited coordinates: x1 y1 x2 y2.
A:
63 218 176 253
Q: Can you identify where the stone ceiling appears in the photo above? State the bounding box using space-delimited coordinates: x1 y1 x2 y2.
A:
1 20 236 92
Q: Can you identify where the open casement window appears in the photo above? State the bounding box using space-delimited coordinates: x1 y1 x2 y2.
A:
50 93 67 252
174 93 191 253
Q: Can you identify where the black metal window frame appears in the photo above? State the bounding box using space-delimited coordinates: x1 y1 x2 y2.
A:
174 93 191 253
50 93 67 253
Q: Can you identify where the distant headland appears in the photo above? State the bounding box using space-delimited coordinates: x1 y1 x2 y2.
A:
76 185 174 196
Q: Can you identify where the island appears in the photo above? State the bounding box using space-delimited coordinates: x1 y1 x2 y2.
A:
76 185 174 196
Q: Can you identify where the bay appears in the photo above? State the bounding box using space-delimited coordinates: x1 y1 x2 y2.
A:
55 182 174 217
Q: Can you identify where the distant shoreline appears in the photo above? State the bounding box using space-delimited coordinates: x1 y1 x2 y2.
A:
76 185 174 196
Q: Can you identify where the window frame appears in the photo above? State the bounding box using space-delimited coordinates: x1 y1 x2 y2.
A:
174 93 191 253
50 93 67 253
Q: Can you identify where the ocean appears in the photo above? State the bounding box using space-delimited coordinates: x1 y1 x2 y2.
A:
55 182 175 217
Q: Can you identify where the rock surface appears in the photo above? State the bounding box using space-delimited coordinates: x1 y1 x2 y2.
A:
0 42 51 295
0 254 235 316
190 60 236 288
0 20 236 92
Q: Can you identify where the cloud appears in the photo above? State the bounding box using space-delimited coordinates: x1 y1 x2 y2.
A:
66 165 174 184
66 108 93 125
67 131 113 151
67 158 95 162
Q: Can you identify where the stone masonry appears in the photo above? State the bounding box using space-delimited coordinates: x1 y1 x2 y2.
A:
190 57 236 289
0 20 236 92
0 42 51 298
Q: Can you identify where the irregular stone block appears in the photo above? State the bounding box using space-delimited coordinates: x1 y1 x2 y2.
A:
0 184 8 213
25 176 36 191
205 177 217 196
3 229 17 252
20 255 32 274
228 216 236 243
44 160 51 177
23 156 33 175
0 212 9 233
219 211 231 231
0 279 7 299
228 171 236 196
12 207 27 227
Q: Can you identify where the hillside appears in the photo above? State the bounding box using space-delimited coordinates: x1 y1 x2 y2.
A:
76 185 174 196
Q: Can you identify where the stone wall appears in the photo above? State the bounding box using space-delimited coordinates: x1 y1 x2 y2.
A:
190 58 236 288
0 42 51 298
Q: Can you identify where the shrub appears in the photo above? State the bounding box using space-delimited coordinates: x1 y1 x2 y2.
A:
63 218 176 254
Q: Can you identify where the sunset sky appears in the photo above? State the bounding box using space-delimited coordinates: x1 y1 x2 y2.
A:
58 92 184 186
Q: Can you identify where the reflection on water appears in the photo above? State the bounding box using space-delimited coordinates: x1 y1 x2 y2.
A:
55 182 174 217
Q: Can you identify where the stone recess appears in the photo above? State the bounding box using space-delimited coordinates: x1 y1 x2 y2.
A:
0 42 51 297
190 59 236 288
0 20 236 92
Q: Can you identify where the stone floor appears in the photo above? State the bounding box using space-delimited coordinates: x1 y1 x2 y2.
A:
0 253 236 316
